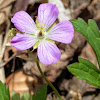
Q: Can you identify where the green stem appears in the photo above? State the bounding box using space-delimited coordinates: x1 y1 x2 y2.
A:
27 49 37 62
36 59 62 99
27 49 62 100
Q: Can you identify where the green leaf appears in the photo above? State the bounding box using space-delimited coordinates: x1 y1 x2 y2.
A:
12 90 20 100
70 18 88 37
88 19 100 38
0 81 10 100
12 91 32 100
70 18 100 67
21 92 31 100
78 58 100 73
32 84 47 100
85 27 100 68
68 58 100 87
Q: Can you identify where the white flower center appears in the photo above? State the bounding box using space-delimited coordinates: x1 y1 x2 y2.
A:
34 29 48 42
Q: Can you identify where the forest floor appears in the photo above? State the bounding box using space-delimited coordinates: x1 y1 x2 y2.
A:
0 0 100 100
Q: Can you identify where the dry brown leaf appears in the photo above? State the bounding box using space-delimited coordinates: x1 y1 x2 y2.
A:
29 0 47 4
0 0 15 9
0 5 12 25
0 0 4 5
0 12 5 25
12 0 29 13
6 69 36 96
70 90 82 100
79 43 98 68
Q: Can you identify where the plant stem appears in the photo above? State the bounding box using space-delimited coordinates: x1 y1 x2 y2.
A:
36 59 62 99
27 49 62 100
27 49 37 62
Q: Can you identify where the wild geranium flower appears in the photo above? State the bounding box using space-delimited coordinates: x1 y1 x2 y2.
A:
11 3 74 65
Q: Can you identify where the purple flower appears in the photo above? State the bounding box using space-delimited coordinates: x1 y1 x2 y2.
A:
11 3 74 65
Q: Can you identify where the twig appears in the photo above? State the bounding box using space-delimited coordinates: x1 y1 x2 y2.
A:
0 51 28 68
0 18 10 83
1 19 10 59
0 34 3 53
0 52 17 68
11 56 16 72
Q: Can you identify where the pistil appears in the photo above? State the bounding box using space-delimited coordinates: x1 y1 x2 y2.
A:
38 30 44 38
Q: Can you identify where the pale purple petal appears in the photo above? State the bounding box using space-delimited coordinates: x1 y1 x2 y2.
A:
47 21 74 44
38 3 59 30
11 11 36 34
37 40 61 65
11 33 36 50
